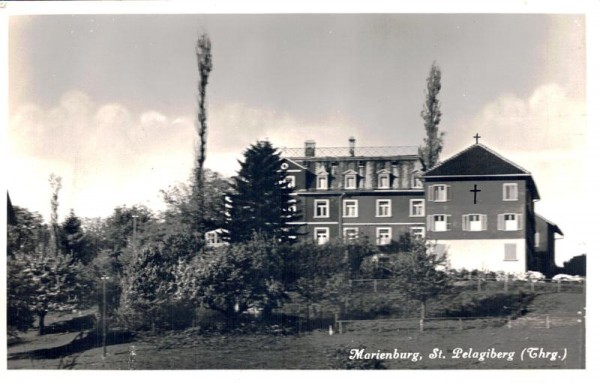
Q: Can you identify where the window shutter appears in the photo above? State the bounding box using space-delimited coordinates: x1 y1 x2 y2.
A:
498 214 504 231
446 185 451 201
517 214 523 230
462 215 468 231
482 214 488 231
446 215 451 231
426 215 433 231
428 185 434 201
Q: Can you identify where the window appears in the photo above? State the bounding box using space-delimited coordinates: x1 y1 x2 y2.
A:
498 213 522 231
428 184 449 202
315 228 330 245
462 214 487 231
343 227 359 241
344 174 357 189
378 174 390 189
412 171 423 189
504 243 517 261
314 200 330 218
285 175 295 188
410 227 425 239
503 183 518 201
376 199 392 217
343 200 358 217
427 214 451 232
317 175 328 190
409 199 425 217
205 231 222 246
376 227 392 245
534 232 540 248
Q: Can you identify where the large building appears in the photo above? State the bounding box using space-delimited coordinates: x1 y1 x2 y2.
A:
281 137 562 274
281 138 426 246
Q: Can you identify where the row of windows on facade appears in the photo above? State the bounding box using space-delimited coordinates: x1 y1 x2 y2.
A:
285 172 424 190
313 228 521 262
313 198 424 218
426 213 524 232
428 183 519 202
313 226 426 245
313 198 522 230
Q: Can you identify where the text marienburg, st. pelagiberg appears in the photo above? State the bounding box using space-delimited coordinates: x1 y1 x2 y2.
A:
349 347 567 362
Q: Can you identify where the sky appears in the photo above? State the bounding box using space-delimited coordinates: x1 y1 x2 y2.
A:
5 11 588 265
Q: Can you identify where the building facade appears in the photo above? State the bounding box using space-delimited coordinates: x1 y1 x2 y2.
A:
282 138 425 246
282 138 561 274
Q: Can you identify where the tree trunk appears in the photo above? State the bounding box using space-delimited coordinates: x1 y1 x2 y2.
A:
38 311 46 336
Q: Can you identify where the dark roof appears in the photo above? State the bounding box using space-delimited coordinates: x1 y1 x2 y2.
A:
536 213 564 236
424 144 530 176
281 146 418 158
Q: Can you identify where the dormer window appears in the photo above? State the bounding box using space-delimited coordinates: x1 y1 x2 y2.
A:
412 170 423 189
316 175 328 190
343 170 359 190
377 170 391 189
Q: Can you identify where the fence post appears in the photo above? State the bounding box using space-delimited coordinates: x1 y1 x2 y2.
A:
374 279 378 293
507 317 512 329
477 278 481 292
458 318 463 331
504 276 508 292
557 279 561 293
339 321 343 334
546 315 550 329
530 280 535 293
419 319 424 332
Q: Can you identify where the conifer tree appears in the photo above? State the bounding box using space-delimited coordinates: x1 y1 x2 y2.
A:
418 62 444 170
226 141 300 243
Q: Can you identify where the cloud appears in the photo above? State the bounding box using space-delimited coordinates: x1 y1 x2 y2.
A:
8 90 197 219
448 83 586 154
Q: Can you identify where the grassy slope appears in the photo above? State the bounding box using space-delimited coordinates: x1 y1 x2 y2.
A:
7 292 585 370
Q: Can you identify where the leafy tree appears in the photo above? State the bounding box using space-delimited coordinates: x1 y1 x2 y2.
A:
117 242 190 330
193 235 288 319
7 252 94 335
389 236 449 318
102 205 154 272
190 33 213 244
418 62 444 170
160 169 230 235
226 140 301 243
7 205 50 257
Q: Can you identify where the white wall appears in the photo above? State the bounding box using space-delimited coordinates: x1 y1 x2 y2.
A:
435 239 527 273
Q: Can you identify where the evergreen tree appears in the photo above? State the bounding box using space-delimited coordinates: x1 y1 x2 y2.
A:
60 209 94 264
226 140 300 243
418 62 444 170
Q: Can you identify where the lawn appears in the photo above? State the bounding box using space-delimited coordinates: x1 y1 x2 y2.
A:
7 292 585 370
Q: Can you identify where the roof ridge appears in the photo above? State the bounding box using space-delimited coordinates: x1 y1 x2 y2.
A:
476 143 531 174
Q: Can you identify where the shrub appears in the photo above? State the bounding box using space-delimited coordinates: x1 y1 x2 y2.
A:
439 290 534 318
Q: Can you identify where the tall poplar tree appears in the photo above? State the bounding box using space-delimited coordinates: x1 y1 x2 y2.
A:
418 62 444 170
226 141 301 244
191 33 213 245
48 173 62 257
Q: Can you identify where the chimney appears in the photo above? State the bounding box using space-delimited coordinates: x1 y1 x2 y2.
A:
349 136 356 156
305 140 316 157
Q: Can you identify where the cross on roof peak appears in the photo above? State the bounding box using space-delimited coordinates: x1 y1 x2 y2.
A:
473 133 481 144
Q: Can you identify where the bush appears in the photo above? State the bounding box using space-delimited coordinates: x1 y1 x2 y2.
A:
439 290 534 318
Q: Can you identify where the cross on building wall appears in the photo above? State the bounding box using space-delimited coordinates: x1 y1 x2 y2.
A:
470 184 481 204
